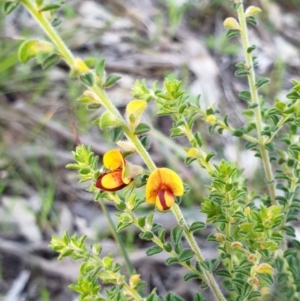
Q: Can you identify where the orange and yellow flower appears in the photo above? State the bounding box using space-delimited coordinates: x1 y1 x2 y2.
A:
96 149 132 192
146 168 184 211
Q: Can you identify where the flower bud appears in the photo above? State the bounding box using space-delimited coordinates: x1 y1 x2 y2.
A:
129 274 141 288
74 58 89 74
102 256 114 270
77 90 101 104
247 254 257 263
230 217 236 223
214 233 226 242
256 263 274 275
206 115 217 125
187 148 198 158
126 99 147 130
248 277 259 286
223 17 240 30
99 111 124 130
231 241 243 249
244 206 251 216
245 6 262 18
116 140 137 153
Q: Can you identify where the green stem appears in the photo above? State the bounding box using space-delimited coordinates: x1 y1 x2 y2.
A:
216 120 259 145
237 2 276 205
129 212 204 279
172 204 226 301
96 200 135 275
123 283 144 301
195 108 260 145
264 114 290 144
21 0 75 66
184 122 214 174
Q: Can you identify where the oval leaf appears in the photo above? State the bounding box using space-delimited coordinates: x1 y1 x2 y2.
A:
18 39 54 64
178 249 194 262
146 246 163 256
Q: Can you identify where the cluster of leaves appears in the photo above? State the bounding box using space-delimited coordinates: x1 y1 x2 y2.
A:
50 231 149 301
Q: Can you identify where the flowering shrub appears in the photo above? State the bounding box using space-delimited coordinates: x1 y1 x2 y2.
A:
2 0 300 301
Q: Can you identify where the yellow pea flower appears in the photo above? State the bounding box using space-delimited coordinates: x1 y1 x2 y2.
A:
96 149 132 192
146 168 184 211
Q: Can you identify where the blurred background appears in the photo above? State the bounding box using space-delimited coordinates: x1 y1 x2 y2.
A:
0 0 300 300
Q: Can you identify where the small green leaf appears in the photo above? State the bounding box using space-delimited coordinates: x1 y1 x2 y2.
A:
223 114 229 126
163 242 172 252
215 269 231 277
277 272 288 284
139 231 154 240
140 136 151 149
170 128 184 138
247 45 256 53
248 291 262 299
235 69 249 77
178 249 195 262
137 216 146 227
95 59 106 77
171 226 184 244
184 272 199 281
265 143 275 152
86 103 101 110
245 142 257 149
165 257 179 266
239 90 251 101
158 228 166 242
283 225 295 237
80 72 94 87
166 293 185 301
194 132 202 147
51 18 62 27
248 103 258 108
104 74 121 88
3 2 20 15
134 123 151 135
185 157 197 166
189 221 206 232
41 53 60 69
206 152 216 162
232 129 244 137
226 29 240 39
223 280 235 292
146 245 163 256
275 258 284 272
287 90 300 100
110 127 124 142
232 3 241 10
194 293 206 301
116 222 131 232
18 39 54 64
247 16 257 26
201 259 219 271
256 78 270 88
292 239 300 250
39 1 64 12
146 292 160 301
65 163 80 170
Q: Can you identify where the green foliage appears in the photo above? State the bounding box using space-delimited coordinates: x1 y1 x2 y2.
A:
50 232 152 300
